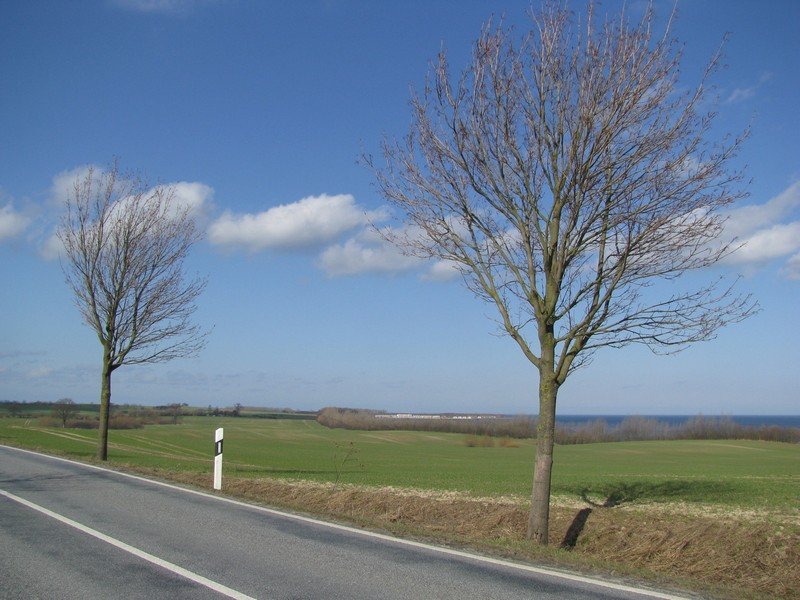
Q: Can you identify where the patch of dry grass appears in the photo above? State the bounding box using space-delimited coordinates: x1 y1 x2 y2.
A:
120 465 798 600
498 436 521 448
464 434 495 447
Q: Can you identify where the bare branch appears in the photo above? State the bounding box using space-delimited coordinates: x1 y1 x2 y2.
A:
58 164 209 369
372 2 754 386
57 161 209 460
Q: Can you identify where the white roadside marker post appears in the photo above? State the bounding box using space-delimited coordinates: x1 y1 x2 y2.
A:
213 427 223 490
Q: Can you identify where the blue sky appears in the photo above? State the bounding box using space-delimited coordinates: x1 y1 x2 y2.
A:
1 0 798 415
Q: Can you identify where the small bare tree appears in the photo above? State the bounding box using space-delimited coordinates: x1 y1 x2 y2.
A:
167 403 183 425
52 398 78 427
58 162 208 460
372 3 755 544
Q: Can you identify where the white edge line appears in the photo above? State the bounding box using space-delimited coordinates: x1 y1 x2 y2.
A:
1 444 687 600
0 487 257 600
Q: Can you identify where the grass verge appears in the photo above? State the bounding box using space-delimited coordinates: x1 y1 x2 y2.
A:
104 462 800 600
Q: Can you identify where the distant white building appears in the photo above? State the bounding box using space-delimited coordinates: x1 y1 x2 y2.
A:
374 413 496 420
375 413 441 420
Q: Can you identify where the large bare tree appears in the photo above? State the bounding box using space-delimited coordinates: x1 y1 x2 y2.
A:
372 3 755 544
58 163 208 460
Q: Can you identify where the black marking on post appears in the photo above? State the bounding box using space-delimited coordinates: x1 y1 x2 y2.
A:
215 440 223 456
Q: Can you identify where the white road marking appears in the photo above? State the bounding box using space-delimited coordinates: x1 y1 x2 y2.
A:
1 444 687 599
0 487 257 600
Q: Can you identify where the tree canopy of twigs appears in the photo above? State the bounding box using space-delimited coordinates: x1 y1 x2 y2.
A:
370 2 756 544
57 162 208 460
51 398 78 428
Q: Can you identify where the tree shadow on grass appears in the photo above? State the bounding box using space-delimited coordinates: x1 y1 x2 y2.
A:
577 479 736 507
560 479 736 549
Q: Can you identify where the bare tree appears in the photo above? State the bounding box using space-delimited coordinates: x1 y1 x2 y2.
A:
167 403 183 425
58 162 208 461
371 3 755 544
52 398 78 428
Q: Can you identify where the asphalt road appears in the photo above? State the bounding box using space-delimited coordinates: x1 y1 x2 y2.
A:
0 445 687 600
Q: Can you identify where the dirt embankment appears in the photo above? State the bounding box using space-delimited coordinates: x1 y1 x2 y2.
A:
124 467 799 600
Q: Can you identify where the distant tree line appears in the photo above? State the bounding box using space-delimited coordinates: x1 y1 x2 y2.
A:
554 415 799 445
1 400 100 417
317 408 800 444
39 403 188 430
195 404 314 419
2 400 187 429
1 400 317 425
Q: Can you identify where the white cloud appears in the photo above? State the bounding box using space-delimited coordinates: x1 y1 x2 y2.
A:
421 259 462 282
50 165 101 205
103 180 213 224
722 182 800 273
153 181 214 220
318 224 465 280
171 182 212 211
209 194 383 252
726 87 756 104
39 233 65 261
727 222 800 265
318 237 419 277
110 0 217 14
41 166 213 259
781 253 800 280
725 71 773 104
51 166 212 215
0 203 30 241
318 219 472 280
28 366 53 378
724 181 800 240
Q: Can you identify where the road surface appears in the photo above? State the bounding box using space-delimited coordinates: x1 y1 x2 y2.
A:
0 445 687 600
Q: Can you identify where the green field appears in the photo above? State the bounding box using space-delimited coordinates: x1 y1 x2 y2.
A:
1 416 797 511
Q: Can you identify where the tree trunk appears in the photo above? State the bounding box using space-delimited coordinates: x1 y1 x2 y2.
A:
527 368 559 544
97 353 112 461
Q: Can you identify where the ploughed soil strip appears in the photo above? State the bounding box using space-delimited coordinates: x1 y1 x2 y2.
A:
123 467 798 600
